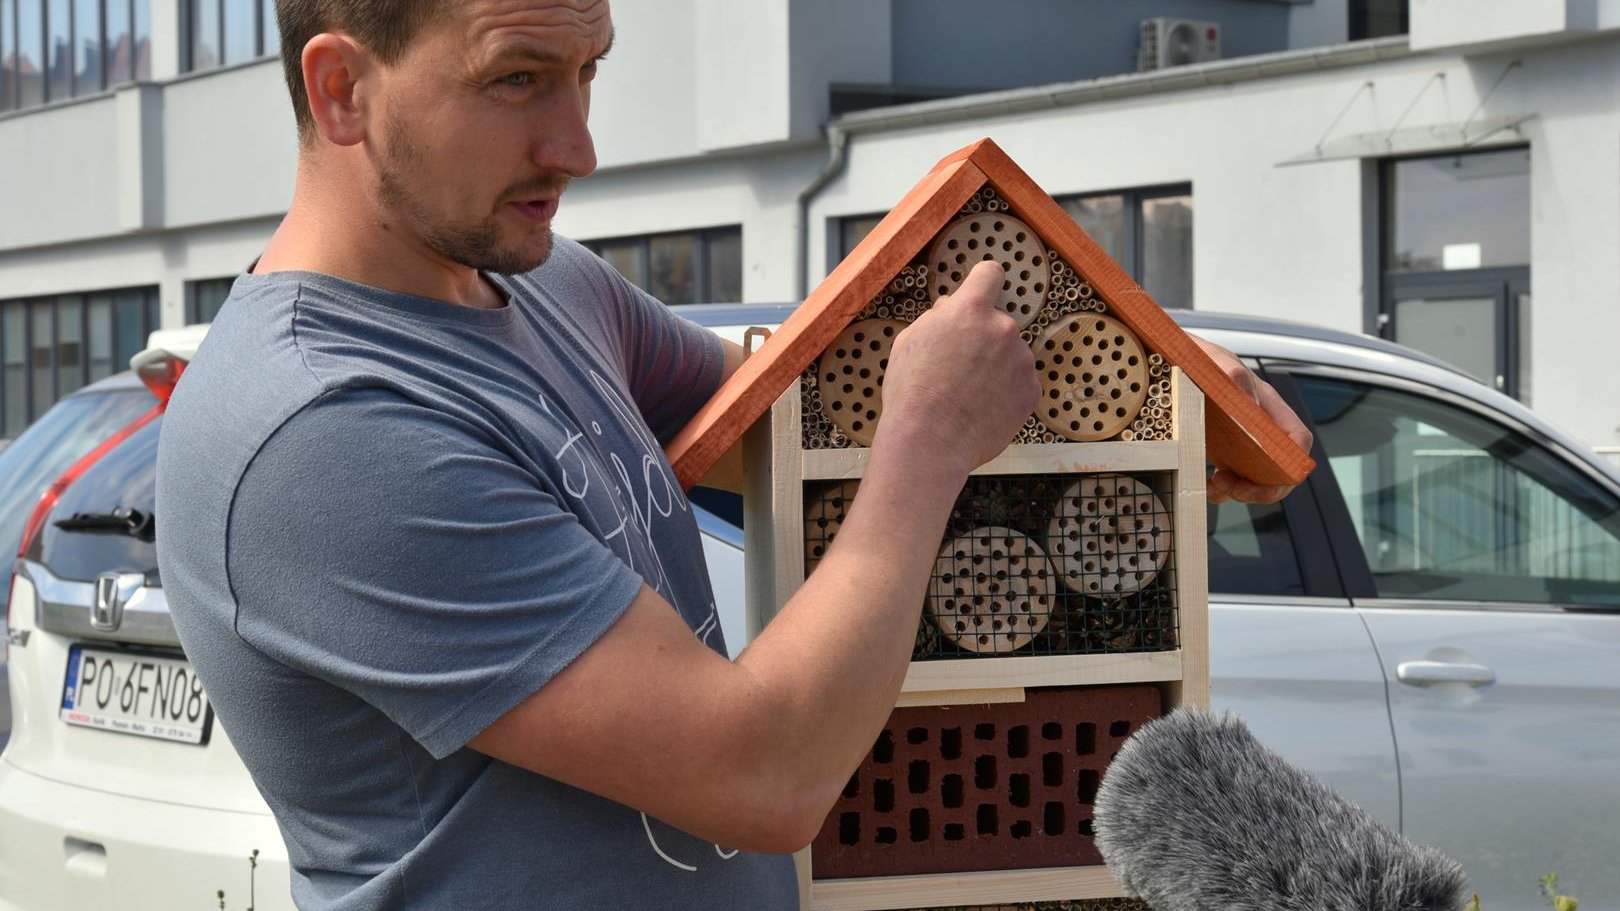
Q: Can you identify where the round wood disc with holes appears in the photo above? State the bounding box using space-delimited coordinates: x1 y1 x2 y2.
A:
928 526 1055 654
1047 474 1173 597
804 480 860 574
815 319 905 446
926 214 1050 328
1032 313 1150 441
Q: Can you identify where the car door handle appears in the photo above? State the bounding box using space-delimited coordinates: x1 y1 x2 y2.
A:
1396 660 1497 687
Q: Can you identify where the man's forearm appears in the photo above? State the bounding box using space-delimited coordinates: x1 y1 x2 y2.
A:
731 421 976 833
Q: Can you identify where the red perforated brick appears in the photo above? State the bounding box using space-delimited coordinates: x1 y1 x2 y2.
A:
812 685 1163 879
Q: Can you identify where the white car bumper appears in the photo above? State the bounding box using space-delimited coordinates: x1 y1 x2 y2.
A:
0 760 292 911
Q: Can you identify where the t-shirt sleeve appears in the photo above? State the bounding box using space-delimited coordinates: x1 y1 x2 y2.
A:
225 387 646 760
564 242 725 442
621 294 724 443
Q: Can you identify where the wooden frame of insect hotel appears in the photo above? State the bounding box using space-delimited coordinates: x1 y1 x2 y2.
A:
665 138 1315 910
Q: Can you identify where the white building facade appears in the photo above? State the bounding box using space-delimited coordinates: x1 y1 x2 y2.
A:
3 0 1619 449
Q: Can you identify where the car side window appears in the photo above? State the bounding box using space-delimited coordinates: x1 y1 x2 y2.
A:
1296 375 1620 607
1206 497 1306 596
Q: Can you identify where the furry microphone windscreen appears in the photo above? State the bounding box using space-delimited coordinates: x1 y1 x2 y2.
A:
1093 708 1469 911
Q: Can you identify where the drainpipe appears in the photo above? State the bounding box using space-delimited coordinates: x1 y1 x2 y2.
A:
795 123 849 300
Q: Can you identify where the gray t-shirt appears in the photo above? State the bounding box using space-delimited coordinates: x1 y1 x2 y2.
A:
156 239 798 910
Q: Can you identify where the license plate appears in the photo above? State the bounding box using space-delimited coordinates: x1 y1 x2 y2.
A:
60 645 213 745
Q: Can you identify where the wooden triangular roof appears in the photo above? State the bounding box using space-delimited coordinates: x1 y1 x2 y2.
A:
665 138 1315 490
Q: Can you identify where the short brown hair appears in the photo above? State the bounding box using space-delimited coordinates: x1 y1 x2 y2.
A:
276 0 447 140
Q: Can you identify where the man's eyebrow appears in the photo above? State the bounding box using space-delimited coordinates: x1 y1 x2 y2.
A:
496 28 615 67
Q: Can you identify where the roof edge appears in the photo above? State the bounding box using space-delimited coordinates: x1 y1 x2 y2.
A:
832 36 1414 136
667 137 1316 489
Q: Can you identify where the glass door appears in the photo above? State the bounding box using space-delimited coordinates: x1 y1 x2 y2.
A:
1381 270 1530 401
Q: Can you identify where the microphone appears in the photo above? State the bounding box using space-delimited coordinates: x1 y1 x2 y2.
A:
1093 708 1469 911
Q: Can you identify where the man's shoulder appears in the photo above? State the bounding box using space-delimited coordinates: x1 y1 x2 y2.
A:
158 276 326 505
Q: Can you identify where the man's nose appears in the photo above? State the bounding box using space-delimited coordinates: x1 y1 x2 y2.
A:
536 88 597 179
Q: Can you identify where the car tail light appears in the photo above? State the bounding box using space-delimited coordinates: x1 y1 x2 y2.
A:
131 351 188 405
7 403 165 632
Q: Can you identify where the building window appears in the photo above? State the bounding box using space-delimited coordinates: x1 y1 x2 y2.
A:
1379 148 1530 401
836 186 1193 308
183 0 278 73
186 276 235 323
1349 0 1408 41
0 0 148 113
836 214 887 261
1059 186 1194 309
0 286 159 436
582 227 743 305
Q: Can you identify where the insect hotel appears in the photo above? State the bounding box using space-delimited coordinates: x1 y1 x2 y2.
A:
665 138 1314 910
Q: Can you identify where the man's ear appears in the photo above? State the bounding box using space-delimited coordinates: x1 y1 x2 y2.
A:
302 32 371 147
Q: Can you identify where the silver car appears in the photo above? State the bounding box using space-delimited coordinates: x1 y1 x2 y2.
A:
683 304 1620 911
4 309 1617 910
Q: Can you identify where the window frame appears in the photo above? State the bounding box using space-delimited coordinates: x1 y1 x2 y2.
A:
580 225 744 306
1 0 14 112
1348 0 1409 41
1057 184 1193 304
1273 361 1620 610
182 0 276 74
1375 149 1531 400
0 0 143 112
1378 267 1530 398
1258 368 1351 598
185 275 236 324
0 285 160 437
833 183 1194 307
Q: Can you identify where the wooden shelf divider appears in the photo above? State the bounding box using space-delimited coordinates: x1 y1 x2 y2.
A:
802 439 1179 481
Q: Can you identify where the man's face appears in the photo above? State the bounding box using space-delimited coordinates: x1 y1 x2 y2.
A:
367 0 610 275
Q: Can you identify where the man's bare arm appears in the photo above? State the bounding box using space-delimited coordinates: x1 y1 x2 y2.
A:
471 262 1038 852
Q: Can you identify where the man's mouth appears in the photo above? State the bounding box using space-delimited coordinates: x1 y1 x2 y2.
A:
509 197 559 222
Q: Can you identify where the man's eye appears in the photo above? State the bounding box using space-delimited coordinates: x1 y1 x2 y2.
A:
581 61 599 82
499 72 533 87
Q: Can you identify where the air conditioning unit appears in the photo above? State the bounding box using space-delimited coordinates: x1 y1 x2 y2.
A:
1138 18 1222 72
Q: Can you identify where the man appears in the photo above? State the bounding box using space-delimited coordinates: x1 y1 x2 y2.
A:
157 1 1310 908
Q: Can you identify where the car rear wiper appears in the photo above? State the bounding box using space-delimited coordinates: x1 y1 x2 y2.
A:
53 506 155 542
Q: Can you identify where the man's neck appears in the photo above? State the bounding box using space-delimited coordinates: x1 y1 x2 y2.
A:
253 171 506 311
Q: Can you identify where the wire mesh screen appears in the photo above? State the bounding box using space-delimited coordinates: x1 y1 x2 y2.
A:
810 684 1164 878
800 185 1175 450
804 473 1179 660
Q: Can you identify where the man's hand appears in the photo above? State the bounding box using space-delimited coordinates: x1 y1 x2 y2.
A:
1193 336 1313 505
877 260 1042 476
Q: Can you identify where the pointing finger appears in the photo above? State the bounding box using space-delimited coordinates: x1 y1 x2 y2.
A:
945 260 1006 311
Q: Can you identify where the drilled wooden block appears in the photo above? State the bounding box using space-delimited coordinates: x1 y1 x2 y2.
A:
817 319 905 446
1032 314 1149 442
927 214 1051 328
811 685 1163 879
805 480 860 574
928 526 1056 654
667 137 1313 490
913 474 1179 661
1047 474 1173 597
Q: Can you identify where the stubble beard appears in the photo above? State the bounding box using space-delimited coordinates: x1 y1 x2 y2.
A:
377 113 556 276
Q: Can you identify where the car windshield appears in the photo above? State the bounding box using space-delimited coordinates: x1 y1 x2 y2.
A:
0 387 153 613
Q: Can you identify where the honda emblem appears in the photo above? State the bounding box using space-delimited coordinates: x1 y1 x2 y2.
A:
92 573 126 632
